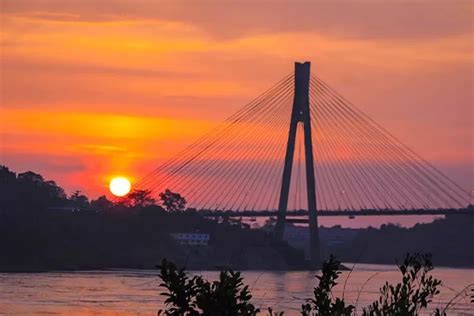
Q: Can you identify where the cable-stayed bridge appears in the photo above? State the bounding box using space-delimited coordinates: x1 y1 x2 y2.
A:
133 62 472 263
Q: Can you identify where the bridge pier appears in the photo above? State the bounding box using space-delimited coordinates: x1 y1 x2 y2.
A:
275 62 321 265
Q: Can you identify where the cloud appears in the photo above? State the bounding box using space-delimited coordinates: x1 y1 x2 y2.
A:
0 152 85 173
0 57 195 79
2 0 472 40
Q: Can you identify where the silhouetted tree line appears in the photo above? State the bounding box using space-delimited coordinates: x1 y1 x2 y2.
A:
0 166 67 211
327 216 474 268
1 165 472 271
0 165 190 213
0 165 304 271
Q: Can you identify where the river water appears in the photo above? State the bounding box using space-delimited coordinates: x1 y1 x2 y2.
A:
0 264 472 315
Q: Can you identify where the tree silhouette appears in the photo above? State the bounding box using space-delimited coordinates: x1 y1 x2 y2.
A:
127 189 156 207
0 166 17 209
159 189 186 212
1 167 67 211
70 190 89 209
90 195 113 211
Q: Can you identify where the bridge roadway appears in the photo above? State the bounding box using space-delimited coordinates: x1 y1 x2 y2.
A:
200 208 473 221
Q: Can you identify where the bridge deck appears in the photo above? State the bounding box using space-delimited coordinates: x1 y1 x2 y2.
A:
202 208 473 218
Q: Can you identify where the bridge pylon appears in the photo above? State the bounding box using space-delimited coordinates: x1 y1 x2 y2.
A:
275 61 321 265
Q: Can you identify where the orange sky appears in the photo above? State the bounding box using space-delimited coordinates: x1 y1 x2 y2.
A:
0 0 473 199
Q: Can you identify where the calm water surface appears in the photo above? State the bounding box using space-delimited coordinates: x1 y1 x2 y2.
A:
0 264 473 315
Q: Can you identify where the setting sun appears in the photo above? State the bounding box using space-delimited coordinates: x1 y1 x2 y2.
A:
109 177 131 197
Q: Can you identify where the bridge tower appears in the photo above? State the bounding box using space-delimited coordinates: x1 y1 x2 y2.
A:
275 61 321 265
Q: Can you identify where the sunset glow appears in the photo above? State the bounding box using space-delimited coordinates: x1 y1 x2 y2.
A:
1 2 473 312
0 1 472 197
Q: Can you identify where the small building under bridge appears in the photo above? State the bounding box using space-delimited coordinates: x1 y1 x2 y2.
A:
170 232 210 246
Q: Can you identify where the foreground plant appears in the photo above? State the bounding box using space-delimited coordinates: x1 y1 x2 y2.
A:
157 253 445 315
362 253 442 316
301 255 354 316
158 259 259 315
157 259 198 315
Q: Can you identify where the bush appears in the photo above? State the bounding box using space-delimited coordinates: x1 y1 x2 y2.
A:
157 253 445 315
158 259 259 315
301 255 354 315
362 253 442 316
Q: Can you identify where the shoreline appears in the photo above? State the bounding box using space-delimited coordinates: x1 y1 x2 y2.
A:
4 262 474 273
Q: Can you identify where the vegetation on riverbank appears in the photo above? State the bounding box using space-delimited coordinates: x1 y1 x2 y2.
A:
335 215 474 268
1 165 472 272
157 253 458 315
0 165 304 271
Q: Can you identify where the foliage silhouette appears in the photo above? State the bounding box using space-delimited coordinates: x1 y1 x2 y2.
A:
90 195 113 210
124 189 156 207
158 258 259 315
158 253 448 315
0 166 67 211
301 255 354 316
70 190 89 208
158 259 199 315
362 253 442 316
160 189 187 212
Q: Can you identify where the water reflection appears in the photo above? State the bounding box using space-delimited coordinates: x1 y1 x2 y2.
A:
0 265 472 315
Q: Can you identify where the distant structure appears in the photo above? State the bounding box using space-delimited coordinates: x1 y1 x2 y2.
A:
275 62 320 265
170 232 210 246
47 206 81 212
133 60 472 266
284 224 359 257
